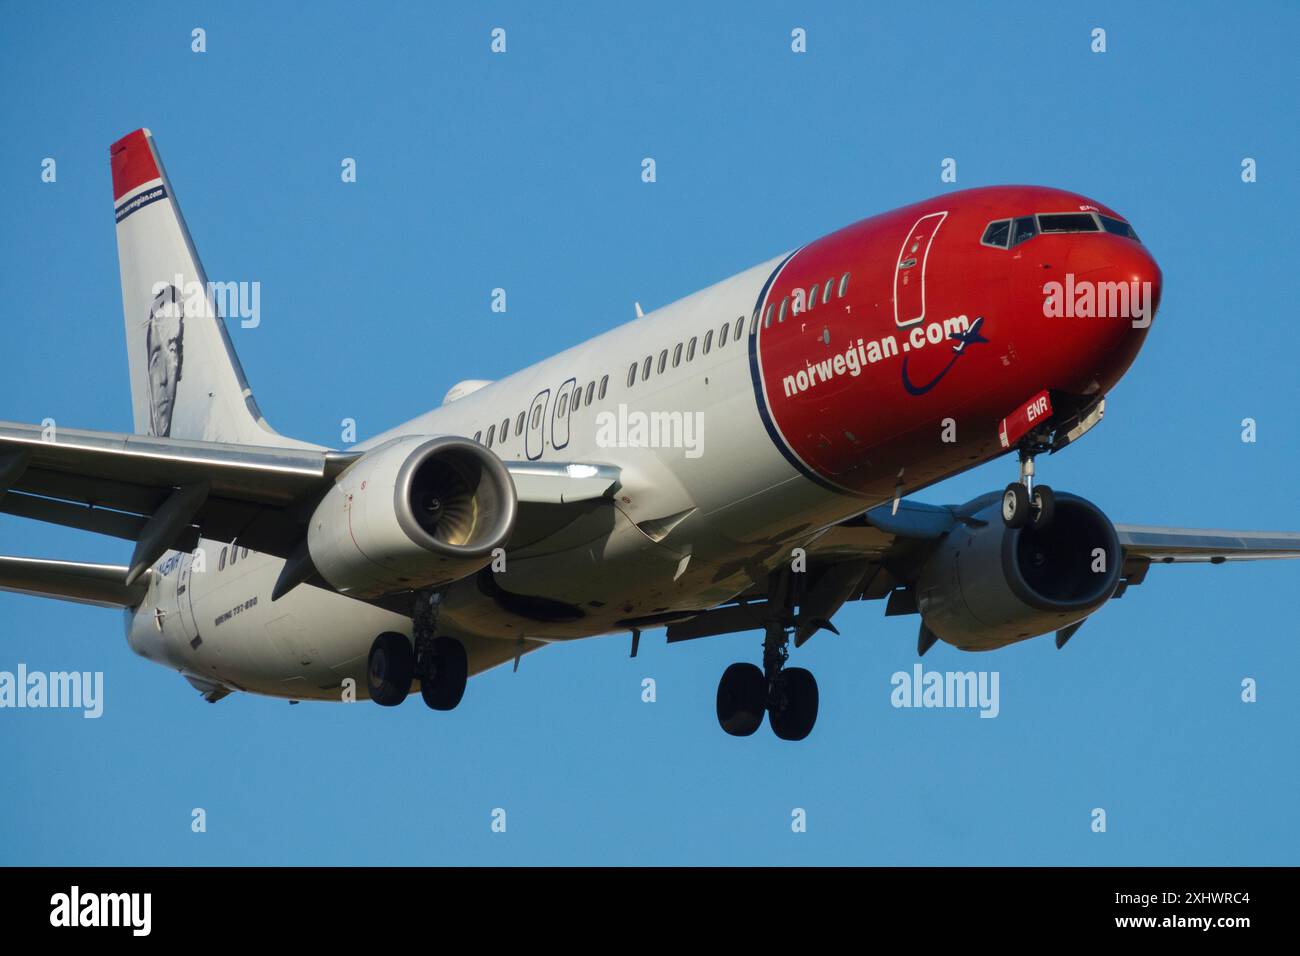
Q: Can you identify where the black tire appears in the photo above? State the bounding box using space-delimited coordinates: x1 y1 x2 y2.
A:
716 662 766 736
420 636 468 711
769 667 819 741
367 632 414 706
1002 482 1030 528
1030 484 1056 530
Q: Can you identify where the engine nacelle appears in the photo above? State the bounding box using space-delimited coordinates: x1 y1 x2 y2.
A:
916 491 1121 651
307 435 517 599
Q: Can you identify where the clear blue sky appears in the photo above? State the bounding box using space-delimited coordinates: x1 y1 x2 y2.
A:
2 0 1297 865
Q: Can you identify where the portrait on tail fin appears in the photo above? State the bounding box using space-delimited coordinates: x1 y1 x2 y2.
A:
145 284 184 437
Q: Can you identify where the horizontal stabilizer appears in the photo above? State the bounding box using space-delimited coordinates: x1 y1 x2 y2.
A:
0 556 150 608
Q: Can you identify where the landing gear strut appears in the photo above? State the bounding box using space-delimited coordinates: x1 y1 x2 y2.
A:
412 591 468 711
716 622 819 741
1002 442 1054 531
366 591 468 710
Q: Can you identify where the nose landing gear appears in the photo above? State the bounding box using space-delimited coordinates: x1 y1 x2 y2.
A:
1002 444 1055 530
716 622 819 741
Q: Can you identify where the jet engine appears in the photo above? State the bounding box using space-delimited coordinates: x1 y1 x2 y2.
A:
916 491 1121 651
307 435 517 599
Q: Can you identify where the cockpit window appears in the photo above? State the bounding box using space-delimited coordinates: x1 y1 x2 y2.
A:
1038 212 1100 233
1099 215 1140 241
984 211 1139 249
981 220 1011 248
1010 216 1038 247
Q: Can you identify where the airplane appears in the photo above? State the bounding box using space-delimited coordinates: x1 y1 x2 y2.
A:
2 127 1298 741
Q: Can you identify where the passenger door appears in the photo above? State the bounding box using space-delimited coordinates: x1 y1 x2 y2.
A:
551 377 576 451
894 211 947 327
525 389 550 460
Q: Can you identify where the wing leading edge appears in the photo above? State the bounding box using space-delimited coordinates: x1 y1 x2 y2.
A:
666 497 1300 646
1115 525 1300 563
0 419 621 607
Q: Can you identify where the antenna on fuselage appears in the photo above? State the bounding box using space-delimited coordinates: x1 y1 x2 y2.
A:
635 302 644 318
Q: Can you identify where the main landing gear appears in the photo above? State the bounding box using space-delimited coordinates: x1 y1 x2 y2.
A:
366 591 468 710
716 622 819 741
1002 442 1055 531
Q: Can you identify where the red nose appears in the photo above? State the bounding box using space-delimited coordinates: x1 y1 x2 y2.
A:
1109 242 1162 323
1034 236 1162 395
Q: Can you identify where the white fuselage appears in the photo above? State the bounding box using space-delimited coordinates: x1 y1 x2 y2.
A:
124 251 887 701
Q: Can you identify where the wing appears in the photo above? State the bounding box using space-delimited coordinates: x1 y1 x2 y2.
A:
1115 525 1300 563
0 420 358 577
666 497 1300 647
0 419 619 604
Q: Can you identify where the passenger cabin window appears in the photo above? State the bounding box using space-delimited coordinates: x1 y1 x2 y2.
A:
487 424 496 446
515 411 525 436
673 342 683 367
642 356 653 381
572 388 582 412
838 273 850 296
230 546 239 566
585 381 595 404
719 321 729 345
763 303 774 328
657 349 668 374
240 547 249 560
558 394 568 417
531 405 543 428
598 375 608 399
219 547 227 571
1010 216 1038 247
627 363 637 387
1038 212 1099 233
734 317 744 341
703 329 713 354
501 417 509 437
474 430 482 443
807 284 819 310
1100 215 1140 241
687 337 697 361
822 281 833 305
981 219 1011 248
778 297 788 323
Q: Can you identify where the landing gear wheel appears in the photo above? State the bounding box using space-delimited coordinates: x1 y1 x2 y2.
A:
716 662 766 736
419 636 468 711
1002 482 1030 528
367 632 414 706
1030 484 1055 530
769 667 819 741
